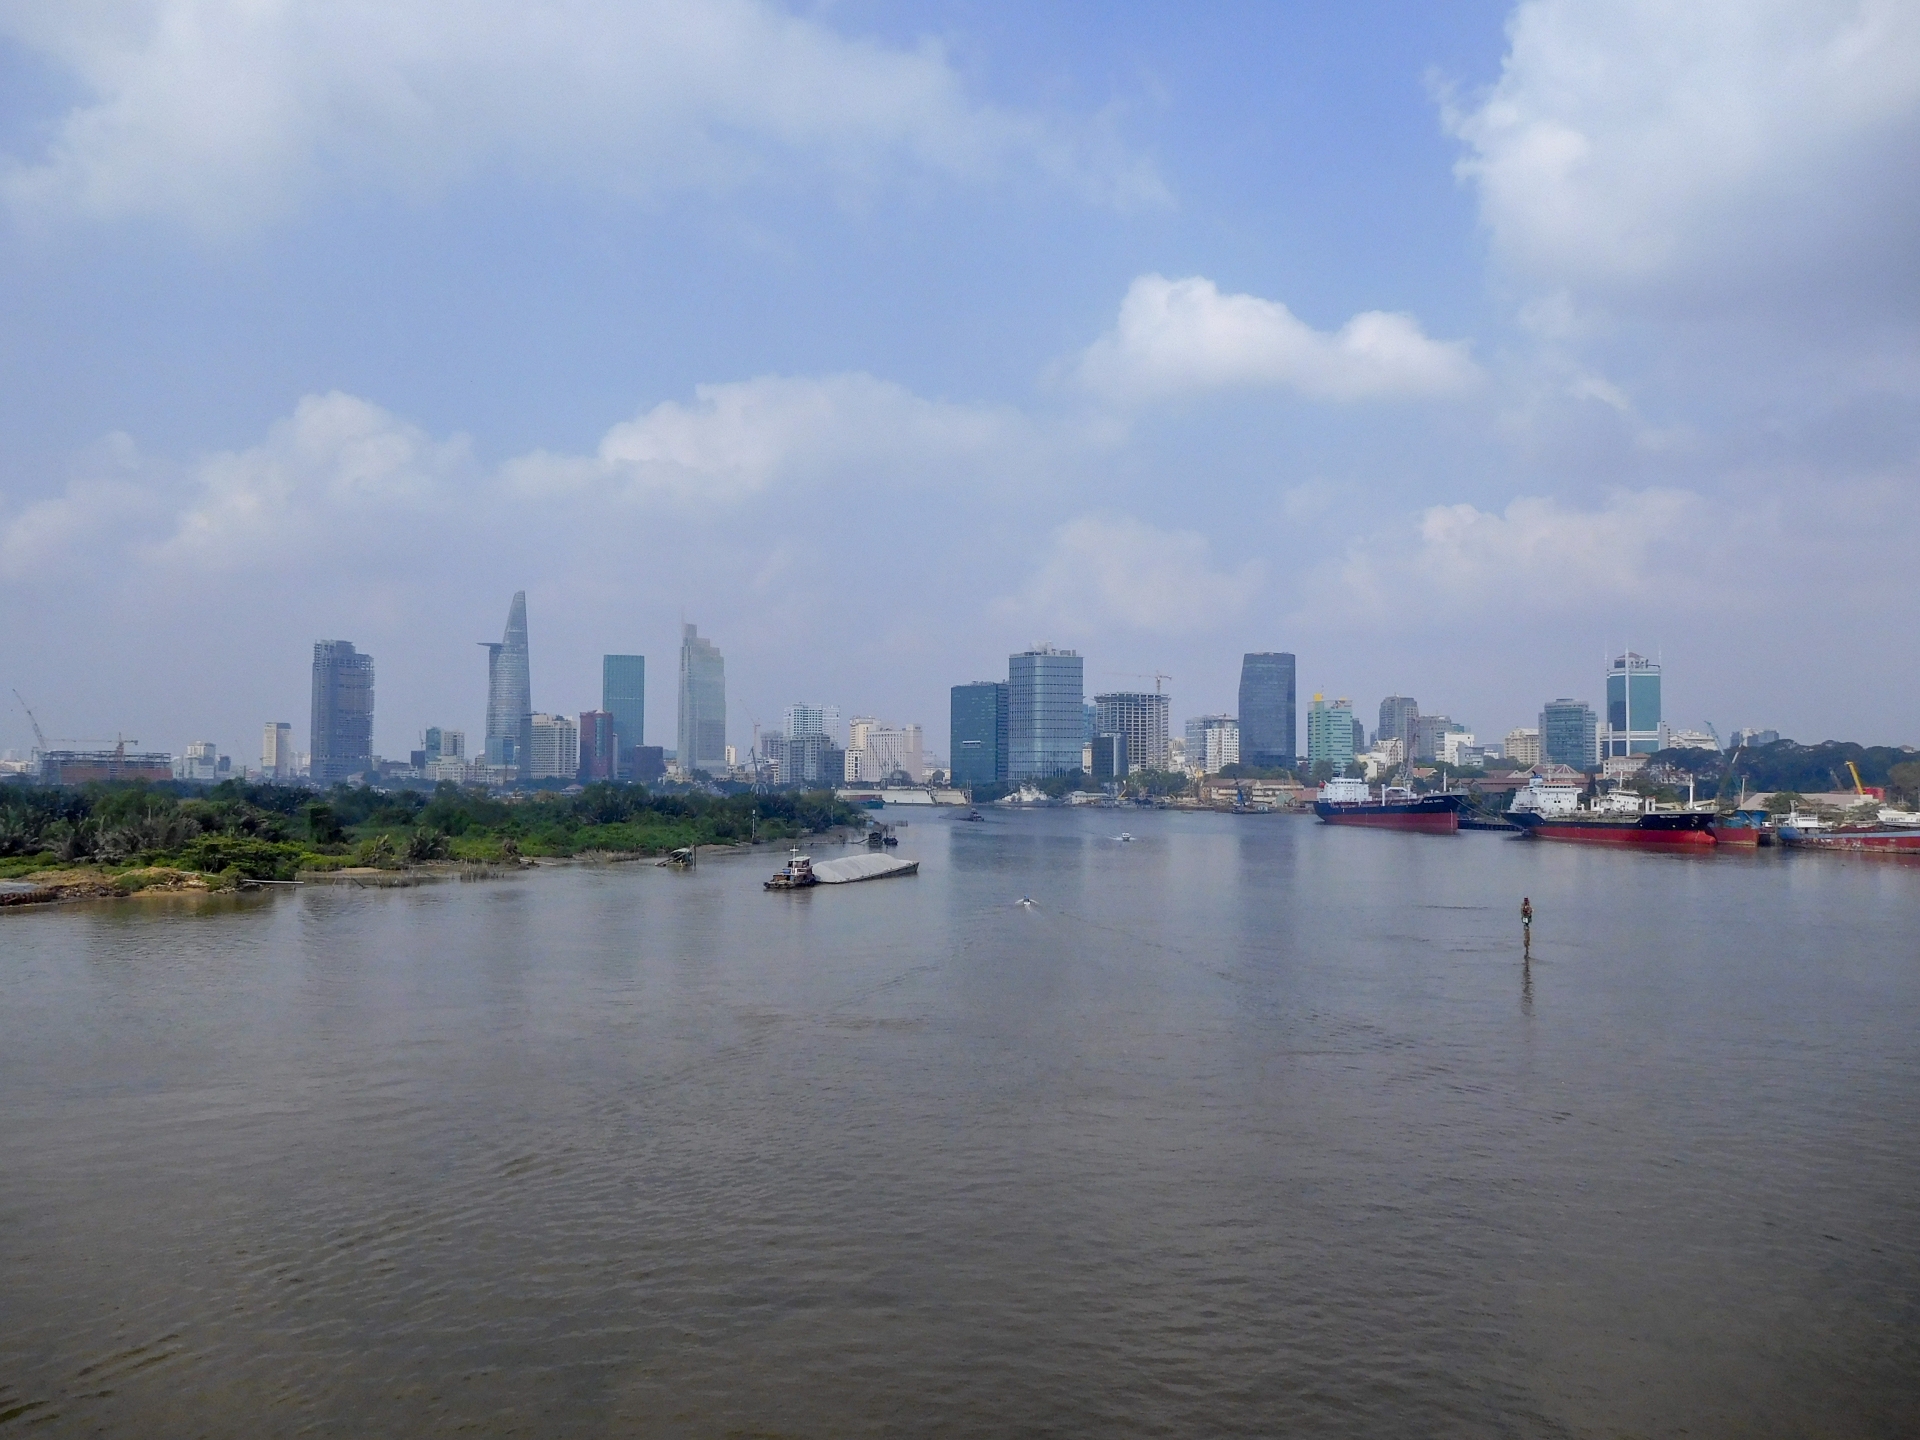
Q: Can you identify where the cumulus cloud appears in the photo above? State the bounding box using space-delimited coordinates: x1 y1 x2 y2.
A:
502 374 1023 507
153 392 473 566
996 513 1264 635
0 0 1164 231
1446 0 1920 310
1073 274 1480 404
1322 488 1721 631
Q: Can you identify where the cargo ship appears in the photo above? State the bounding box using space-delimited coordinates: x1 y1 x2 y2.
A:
1313 777 1465 833
1508 779 1716 849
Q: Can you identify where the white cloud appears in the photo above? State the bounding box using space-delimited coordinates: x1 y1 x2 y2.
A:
1320 488 1721 632
1073 274 1480 404
0 0 1164 231
997 513 1264 635
150 392 472 566
1446 0 1920 308
502 373 1023 507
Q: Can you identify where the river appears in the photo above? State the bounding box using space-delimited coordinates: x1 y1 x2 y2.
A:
3 809 1917 1436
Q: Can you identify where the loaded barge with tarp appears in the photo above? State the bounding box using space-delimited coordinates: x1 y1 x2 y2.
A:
764 850 919 889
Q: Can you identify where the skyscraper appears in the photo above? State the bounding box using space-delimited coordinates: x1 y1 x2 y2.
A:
261 721 294 780
578 710 617 782
1185 715 1239 774
527 713 579 780
676 624 727 773
1377 696 1418 757
310 641 374 783
950 681 1010 788
483 592 533 774
1008 646 1084 780
602 654 645 776
1603 652 1663 757
1093 692 1170 773
1540 699 1599 771
1238 653 1296 768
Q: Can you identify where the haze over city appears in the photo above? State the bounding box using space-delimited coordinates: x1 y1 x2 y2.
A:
2 1 1916 758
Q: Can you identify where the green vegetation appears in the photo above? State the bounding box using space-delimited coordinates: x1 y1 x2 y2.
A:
1650 739 1919 799
0 778 861 887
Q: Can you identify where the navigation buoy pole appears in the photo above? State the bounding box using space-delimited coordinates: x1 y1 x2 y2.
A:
1521 896 1533 958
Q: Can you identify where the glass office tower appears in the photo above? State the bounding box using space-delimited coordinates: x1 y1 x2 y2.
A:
950 681 1010 787
310 640 374 783
1008 647 1084 780
1541 698 1599 771
676 624 727 773
1603 652 1663 757
602 654 646 776
1237 653 1297 768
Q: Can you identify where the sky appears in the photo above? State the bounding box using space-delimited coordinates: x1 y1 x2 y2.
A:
1 0 1916 765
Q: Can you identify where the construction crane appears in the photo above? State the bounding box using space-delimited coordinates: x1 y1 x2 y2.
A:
1847 760 1868 796
10 691 135 758
12 689 48 755
1111 671 1174 694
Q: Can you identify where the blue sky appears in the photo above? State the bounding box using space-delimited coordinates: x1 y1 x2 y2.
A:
1 0 1915 764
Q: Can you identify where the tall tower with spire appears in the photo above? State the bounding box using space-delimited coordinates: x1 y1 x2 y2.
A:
482 591 533 775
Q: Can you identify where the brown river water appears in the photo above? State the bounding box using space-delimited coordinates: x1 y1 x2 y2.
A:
2 809 1917 1437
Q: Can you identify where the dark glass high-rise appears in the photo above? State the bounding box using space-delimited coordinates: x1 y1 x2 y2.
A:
1237 652 1296 768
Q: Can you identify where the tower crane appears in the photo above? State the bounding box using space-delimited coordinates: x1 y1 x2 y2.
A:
12 689 48 755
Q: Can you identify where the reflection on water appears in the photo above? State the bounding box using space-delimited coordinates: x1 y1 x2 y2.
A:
3 811 1918 1438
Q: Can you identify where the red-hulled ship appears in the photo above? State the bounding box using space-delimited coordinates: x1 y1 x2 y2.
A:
1509 809 1717 847
1779 812 1920 855
1314 777 1464 833
1508 780 1715 848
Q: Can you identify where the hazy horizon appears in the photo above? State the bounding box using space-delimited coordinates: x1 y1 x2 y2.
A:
3 2 1916 764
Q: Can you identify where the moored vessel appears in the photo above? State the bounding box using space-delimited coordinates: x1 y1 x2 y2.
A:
1780 808 1920 855
1313 776 1464 833
764 851 817 889
1508 780 1715 848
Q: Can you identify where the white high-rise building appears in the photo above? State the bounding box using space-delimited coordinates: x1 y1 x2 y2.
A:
1094 692 1171 773
782 703 840 743
1184 715 1239 774
178 740 220 782
527 713 579 780
262 722 295 780
844 720 924 784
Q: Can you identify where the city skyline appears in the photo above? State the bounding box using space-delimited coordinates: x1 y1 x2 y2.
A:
3 5 1913 765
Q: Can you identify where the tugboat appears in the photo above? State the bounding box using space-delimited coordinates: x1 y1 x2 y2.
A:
1313 775 1464 833
1508 779 1715 848
763 850 817 889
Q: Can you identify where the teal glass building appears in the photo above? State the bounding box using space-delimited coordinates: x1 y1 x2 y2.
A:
951 681 1009 787
602 654 646 775
1008 647 1083 780
1604 652 1662 757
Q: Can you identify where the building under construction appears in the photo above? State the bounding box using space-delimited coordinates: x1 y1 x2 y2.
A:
38 748 175 785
